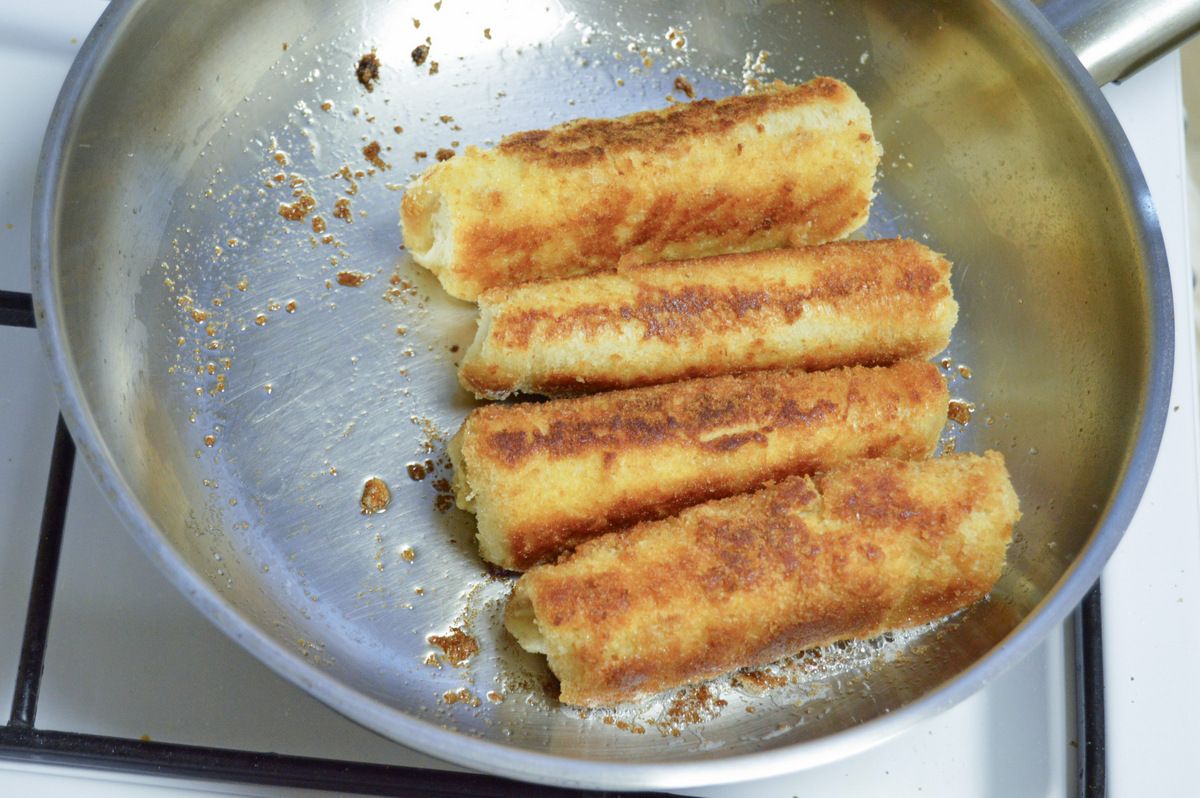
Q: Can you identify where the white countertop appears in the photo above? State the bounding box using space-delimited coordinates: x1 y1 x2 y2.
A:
1 2 1197 796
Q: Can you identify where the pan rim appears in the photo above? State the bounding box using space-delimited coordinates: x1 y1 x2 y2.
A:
30 0 1173 789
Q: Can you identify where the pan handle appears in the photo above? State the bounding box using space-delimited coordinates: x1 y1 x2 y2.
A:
1039 0 1200 84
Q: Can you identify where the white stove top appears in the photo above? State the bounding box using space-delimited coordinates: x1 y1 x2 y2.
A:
1 2 1198 796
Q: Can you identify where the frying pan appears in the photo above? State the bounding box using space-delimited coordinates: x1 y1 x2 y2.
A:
30 0 1196 789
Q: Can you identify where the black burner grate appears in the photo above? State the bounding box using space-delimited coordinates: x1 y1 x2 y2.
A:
0 291 1104 796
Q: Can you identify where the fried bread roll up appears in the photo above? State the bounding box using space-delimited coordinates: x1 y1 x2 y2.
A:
448 360 947 570
505 452 1019 707
401 77 879 300
459 239 956 399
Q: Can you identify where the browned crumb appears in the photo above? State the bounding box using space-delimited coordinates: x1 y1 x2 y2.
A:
413 17 421 28
434 494 454 512
958 365 973 380
320 100 333 112
429 61 439 75
336 270 370 287
483 27 492 39
442 688 481 707
948 399 974 425
203 435 216 447
428 626 478 666
731 668 788 693
674 75 695 99
363 141 390 169
278 194 316 221
360 477 391 514
438 114 454 123
435 148 455 162
356 50 381 92
486 691 504 703
393 125 403 134
282 42 289 51
406 462 428 481
311 215 327 234
190 309 208 323
273 151 288 166
285 299 297 313
413 151 428 161
411 44 430 66
663 685 727 727
333 197 352 222
254 314 267 326
400 546 415 562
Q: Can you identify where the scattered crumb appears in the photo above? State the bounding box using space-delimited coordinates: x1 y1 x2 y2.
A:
407 461 429 481
486 691 504 703
428 626 478 666
428 61 439 75
282 42 289 51
393 125 403 134
947 400 974 425
413 17 421 28
285 299 297 313
731 668 788 693
442 688 481 707
356 50 381 92
320 100 333 112
435 148 455 162
203 435 216 447
254 314 267 326
360 477 391 514
278 194 316 221
411 44 430 66
413 150 428 161
311 215 326 234
401 546 416 563
363 141 390 169
484 27 492 39
958 365 973 380
674 75 695 99
336 270 370 287
333 197 352 222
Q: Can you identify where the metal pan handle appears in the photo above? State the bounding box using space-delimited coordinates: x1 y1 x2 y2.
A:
1039 0 1200 84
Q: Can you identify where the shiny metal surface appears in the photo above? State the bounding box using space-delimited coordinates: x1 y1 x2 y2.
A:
31 0 1172 789
1041 0 1200 84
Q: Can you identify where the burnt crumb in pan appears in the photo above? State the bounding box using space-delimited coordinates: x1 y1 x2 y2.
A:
356 50 381 92
674 75 696 99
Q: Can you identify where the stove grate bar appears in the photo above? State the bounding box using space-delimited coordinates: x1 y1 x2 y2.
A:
7 416 74 729
0 725 669 798
0 290 35 328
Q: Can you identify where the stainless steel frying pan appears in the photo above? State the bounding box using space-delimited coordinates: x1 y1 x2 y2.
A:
31 0 1195 789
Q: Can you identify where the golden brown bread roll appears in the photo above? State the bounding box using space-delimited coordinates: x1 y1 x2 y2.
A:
401 77 879 301
448 360 948 570
459 239 956 399
505 452 1019 707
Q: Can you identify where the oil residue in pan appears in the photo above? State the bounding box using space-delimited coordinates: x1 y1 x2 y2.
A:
148 0 977 754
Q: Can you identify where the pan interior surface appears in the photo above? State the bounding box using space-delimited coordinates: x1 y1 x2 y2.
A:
36 0 1162 786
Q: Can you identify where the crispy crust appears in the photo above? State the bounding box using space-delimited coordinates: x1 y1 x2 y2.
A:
459 239 957 398
453 360 948 570
506 452 1020 707
400 78 879 300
